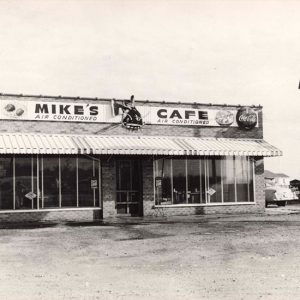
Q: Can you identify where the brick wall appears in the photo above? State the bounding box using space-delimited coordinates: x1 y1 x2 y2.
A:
143 159 155 216
102 159 117 218
254 157 265 211
0 209 101 223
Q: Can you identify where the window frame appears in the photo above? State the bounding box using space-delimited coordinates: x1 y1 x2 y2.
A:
153 156 256 207
0 154 102 212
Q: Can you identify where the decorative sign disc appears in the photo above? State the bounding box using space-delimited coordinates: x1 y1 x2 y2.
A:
207 188 216 196
25 192 37 200
236 107 257 130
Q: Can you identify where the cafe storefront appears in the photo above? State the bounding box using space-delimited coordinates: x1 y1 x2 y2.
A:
0 94 281 222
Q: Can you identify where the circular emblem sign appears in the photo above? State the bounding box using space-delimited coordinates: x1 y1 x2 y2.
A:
215 110 234 126
3 102 26 119
236 107 257 130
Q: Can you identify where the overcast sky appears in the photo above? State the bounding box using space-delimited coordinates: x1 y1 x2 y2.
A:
0 0 299 178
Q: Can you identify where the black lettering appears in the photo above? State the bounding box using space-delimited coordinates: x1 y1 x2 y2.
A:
74 105 84 115
35 104 49 114
170 110 182 119
157 109 167 118
185 110 195 119
51 104 56 114
89 106 98 116
59 105 71 114
198 111 208 120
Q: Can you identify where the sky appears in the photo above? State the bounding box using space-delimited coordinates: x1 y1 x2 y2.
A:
0 0 299 178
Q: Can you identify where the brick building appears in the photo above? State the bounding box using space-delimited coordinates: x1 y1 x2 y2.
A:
0 94 281 222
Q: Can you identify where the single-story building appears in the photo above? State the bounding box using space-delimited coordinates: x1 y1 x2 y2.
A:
0 93 282 222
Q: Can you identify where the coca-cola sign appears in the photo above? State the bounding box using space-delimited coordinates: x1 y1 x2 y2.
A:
236 107 257 130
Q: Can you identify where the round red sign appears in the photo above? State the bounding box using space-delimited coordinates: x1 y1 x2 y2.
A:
236 107 257 130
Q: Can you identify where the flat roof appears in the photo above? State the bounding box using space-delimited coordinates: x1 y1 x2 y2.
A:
265 170 289 178
0 92 263 108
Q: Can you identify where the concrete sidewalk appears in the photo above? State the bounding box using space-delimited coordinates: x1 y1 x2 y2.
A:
102 204 300 225
1 204 300 229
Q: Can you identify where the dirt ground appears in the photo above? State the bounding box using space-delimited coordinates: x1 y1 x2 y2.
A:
1 206 300 300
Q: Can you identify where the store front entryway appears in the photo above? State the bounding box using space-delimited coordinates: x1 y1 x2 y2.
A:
116 160 143 216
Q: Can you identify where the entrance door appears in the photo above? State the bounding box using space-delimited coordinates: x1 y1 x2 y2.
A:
116 160 142 216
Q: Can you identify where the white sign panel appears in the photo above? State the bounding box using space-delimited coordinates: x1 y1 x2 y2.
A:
143 106 240 127
0 99 258 128
0 100 121 123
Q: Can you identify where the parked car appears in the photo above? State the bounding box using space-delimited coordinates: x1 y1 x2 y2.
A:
265 186 298 207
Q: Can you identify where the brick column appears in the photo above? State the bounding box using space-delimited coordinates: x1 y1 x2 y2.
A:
142 158 155 216
254 157 265 212
102 159 117 218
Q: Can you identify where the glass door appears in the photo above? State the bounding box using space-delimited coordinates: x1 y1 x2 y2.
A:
116 160 142 216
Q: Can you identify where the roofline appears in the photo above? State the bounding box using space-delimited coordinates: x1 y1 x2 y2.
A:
265 173 289 178
0 92 263 108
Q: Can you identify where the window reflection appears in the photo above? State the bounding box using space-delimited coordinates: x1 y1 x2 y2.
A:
154 159 172 205
117 161 131 190
78 157 95 207
15 157 33 209
0 154 256 211
94 161 100 207
222 157 236 203
187 159 200 204
43 157 60 208
61 157 77 207
0 155 100 211
154 157 255 205
187 159 206 204
172 159 186 204
116 160 140 215
249 159 254 202
0 158 13 209
236 157 249 202
207 158 222 203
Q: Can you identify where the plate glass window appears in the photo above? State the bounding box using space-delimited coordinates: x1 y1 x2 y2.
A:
154 157 255 205
0 158 13 209
0 155 101 211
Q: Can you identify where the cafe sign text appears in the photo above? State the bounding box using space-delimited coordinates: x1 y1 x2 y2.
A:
0 99 259 128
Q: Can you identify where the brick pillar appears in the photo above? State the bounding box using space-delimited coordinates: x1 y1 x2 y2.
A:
102 158 117 218
254 157 265 212
142 158 155 216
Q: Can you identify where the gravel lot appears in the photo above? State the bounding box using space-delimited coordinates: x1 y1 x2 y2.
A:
1 206 300 300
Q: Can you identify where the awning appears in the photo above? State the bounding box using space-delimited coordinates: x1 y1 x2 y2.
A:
0 133 282 157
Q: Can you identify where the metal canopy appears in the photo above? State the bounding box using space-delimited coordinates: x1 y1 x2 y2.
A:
0 133 282 157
